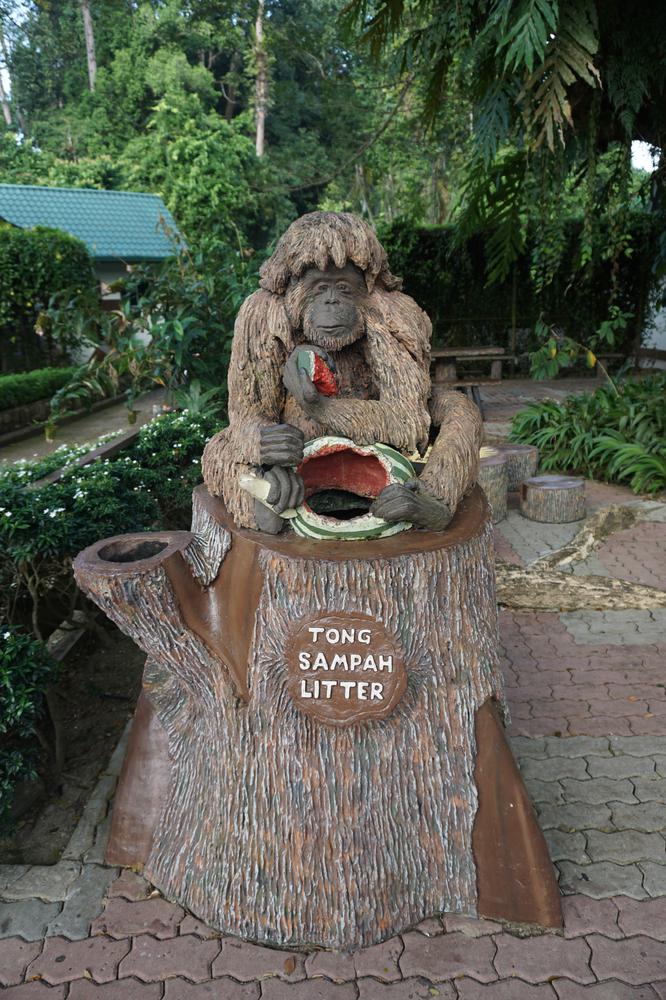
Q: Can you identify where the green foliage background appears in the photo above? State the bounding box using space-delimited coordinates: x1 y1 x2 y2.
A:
0 226 95 373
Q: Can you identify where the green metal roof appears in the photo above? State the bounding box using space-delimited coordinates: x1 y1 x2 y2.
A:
0 183 180 260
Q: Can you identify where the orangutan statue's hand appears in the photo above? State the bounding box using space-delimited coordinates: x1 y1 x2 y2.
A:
283 345 336 417
371 481 453 532
260 423 304 467
264 466 305 513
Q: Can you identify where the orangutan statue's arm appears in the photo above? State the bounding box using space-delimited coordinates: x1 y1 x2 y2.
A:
419 388 483 509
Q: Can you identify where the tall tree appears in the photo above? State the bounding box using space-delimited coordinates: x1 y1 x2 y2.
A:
254 0 267 157
79 0 97 91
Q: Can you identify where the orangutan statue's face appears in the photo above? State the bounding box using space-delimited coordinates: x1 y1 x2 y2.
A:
301 263 368 350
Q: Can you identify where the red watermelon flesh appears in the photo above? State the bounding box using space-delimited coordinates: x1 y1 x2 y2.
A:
298 349 338 397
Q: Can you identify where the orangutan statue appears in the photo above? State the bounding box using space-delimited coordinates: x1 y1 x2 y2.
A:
202 211 483 534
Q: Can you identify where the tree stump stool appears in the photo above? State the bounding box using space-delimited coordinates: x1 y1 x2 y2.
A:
477 448 508 523
497 444 539 491
521 474 586 523
74 484 561 949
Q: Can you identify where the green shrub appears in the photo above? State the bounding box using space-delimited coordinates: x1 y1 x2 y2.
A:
0 226 96 373
510 375 666 494
0 366 77 411
0 627 59 831
380 213 658 359
0 410 224 633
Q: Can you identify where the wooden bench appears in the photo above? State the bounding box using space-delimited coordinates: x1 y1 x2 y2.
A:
431 346 516 382
431 379 499 420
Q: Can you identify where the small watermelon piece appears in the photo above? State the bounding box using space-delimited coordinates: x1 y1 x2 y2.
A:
297 349 338 397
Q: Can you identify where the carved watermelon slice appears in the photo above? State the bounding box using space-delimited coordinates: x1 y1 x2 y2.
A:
292 437 414 540
297 348 338 397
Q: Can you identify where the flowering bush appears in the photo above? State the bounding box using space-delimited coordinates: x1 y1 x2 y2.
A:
0 410 224 635
0 627 59 831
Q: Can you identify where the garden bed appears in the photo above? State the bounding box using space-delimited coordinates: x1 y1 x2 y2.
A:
0 629 144 865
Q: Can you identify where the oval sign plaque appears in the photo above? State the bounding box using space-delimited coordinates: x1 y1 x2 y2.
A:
285 612 407 726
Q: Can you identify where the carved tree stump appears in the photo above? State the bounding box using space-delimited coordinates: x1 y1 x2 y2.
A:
74 485 561 949
497 444 539 491
521 475 586 523
478 449 508 523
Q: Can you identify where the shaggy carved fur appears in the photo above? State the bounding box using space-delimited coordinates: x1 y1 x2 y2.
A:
203 212 482 529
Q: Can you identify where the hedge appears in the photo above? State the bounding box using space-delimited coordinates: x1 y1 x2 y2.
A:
0 225 96 374
0 627 59 831
0 366 77 412
380 212 658 358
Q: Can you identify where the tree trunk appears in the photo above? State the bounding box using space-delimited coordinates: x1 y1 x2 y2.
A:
497 443 539 490
478 450 508 523
74 485 561 949
79 0 97 92
521 475 585 523
254 0 267 157
0 21 13 126
225 50 241 121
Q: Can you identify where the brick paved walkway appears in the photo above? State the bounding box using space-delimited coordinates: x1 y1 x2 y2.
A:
1 483 665 998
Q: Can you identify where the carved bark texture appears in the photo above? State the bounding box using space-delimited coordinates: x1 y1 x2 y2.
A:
477 453 508 524
496 444 539 491
521 475 585 523
74 486 560 948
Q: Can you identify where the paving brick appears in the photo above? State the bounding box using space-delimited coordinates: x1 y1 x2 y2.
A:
633 778 666 803
493 933 593 985
510 736 547 757
68 981 163 998
212 939 305 982
0 936 42 987
26 935 129 985
586 829 666 864
536 802 612 832
545 829 589 864
0 899 61 940
413 917 444 935
179 915 221 938
92 896 185 939
399 930 497 982
358 979 456 999
557 860 647 899
0 985 66 999
588 932 666 985
554 982 660 999
544 737 610 758
610 801 666 832
108 871 152 902
560 777 637 805
261 981 358 999
610 737 666 757
47 865 118 940
524 778 565 804
0 866 29 895
519 758 589 782
163 979 260 999
120 935 219 984
3 862 81 903
587 756 657 780
456 981 557 998
353 936 402 981
569 716 635 738
305 950 356 982
561 895 621 939
641 862 666 896
442 914 503 936
616 896 666 939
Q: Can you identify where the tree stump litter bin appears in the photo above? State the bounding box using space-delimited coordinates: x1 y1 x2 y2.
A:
497 444 539 491
74 211 561 950
521 474 586 523
478 448 508 523
74 484 561 949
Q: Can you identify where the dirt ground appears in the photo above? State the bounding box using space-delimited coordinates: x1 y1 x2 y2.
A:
0 630 145 865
